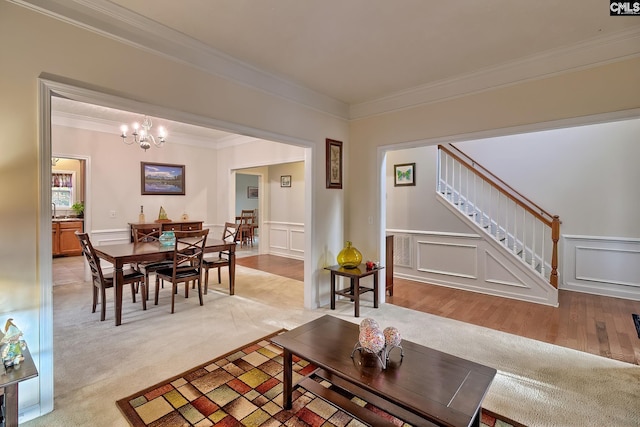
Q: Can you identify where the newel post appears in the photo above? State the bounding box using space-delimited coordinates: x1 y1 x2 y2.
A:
550 215 560 288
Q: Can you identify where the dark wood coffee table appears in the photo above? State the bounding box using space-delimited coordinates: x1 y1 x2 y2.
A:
271 315 496 427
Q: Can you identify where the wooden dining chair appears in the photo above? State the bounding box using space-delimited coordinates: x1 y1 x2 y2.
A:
130 223 173 303
154 229 209 313
238 210 255 247
203 222 239 294
76 232 145 320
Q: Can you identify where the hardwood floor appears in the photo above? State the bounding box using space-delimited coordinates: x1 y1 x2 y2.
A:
238 255 640 365
236 254 304 282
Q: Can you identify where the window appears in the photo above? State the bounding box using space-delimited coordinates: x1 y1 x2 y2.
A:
52 171 74 208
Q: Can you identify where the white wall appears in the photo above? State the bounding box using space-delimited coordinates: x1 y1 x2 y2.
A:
54 125 218 231
265 162 306 259
456 118 640 238
386 146 470 233
2 1 640 421
385 118 640 301
0 3 346 420
268 162 305 223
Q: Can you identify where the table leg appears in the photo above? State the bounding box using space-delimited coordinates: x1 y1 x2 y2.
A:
3 383 18 427
282 348 293 409
114 262 124 326
229 248 235 295
353 277 360 317
373 271 379 308
471 408 480 427
330 271 336 310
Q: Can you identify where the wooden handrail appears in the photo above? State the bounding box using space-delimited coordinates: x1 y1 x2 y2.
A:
438 143 560 289
439 144 556 227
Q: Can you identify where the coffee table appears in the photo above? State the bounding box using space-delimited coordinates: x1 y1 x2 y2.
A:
271 315 496 427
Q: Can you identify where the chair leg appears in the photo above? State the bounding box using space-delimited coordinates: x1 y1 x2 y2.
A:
140 279 147 311
217 267 221 284
92 285 98 313
197 278 203 306
100 287 107 321
171 282 176 314
204 267 209 295
155 275 160 306
131 283 136 303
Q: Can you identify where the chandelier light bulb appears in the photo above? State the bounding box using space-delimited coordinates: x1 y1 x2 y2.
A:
118 115 167 151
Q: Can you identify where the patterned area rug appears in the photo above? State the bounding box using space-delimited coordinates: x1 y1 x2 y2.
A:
116 331 519 427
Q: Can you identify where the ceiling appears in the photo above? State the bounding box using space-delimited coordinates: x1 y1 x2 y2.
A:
104 0 640 105
24 0 640 140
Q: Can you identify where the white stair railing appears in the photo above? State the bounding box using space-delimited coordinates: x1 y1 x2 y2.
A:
437 144 560 287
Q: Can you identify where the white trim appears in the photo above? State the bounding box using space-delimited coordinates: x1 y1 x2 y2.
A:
12 1 640 120
351 28 640 119
562 235 640 301
14 0 348 119
37 76 316 421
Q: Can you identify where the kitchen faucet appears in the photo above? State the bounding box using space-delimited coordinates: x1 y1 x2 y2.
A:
52 202 56 219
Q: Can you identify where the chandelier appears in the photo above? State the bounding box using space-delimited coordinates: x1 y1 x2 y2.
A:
119 116 167 151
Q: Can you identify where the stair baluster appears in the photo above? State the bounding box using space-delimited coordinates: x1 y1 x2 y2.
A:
437 143 560 288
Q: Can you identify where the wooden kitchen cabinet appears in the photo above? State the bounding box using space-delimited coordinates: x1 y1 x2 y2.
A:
52 220 83 256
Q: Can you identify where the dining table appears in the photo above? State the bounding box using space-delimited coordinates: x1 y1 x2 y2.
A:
93 238 236 326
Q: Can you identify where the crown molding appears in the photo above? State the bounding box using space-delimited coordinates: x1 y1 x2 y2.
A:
11 0 350 120
14 1 640 122
350 28 640 120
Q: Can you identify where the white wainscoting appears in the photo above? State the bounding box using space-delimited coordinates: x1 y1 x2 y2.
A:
265 221 304 260
388 229 558 306
563 235 640 301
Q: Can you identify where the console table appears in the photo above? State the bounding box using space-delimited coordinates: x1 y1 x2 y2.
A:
325 264 383 317
0 347 38 427
128 221 203 242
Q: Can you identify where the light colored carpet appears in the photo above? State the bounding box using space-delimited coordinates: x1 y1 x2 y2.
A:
24 265 640 427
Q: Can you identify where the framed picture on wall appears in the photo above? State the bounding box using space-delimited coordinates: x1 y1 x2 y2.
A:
247 186 258 198
141 162 185 195
394 163 416 187
326 138 342 189
281 175 292 187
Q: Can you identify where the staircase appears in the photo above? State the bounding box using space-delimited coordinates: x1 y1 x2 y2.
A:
437 143 560 288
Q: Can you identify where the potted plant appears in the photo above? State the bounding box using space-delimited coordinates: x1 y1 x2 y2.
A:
71 201 84 218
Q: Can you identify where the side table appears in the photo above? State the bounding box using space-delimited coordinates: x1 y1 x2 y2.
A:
1 347 38 427
325 264 384 317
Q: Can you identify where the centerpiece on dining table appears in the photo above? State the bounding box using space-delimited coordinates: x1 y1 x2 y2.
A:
154 206 172 223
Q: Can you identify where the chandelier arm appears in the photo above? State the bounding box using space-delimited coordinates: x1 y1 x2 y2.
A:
119 116 166 150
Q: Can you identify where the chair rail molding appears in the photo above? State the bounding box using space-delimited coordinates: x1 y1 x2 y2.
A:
265 221 304 260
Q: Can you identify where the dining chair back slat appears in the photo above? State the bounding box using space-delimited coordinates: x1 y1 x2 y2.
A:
154 229 209 313
130 223 173 304
204 222 239 292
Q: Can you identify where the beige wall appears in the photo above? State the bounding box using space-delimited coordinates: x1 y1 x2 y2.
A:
0 2 346 417
268 162 306 224
54 125 219 229
348 58 640 258
3 0 640 420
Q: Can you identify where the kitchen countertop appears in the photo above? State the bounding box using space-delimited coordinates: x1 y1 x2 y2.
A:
52 217 84 222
